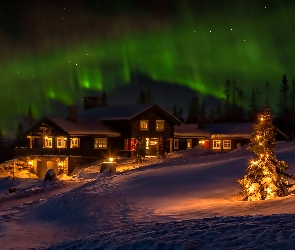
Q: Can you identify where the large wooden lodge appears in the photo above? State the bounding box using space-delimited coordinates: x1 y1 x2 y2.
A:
15 97 253 177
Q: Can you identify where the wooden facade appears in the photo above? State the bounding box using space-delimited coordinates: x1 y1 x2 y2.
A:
15 104 181 177
174 123 253 152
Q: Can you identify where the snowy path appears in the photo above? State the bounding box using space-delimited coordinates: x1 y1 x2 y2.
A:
47 214 295 249
2 143 295 249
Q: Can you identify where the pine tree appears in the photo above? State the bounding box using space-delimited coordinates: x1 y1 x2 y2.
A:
264 81 271 109
178 107 184 122
248 88 258 122
24 106 37 129
145 88 154 104
277 75 291 136
15 122 25 148
0 130 5 163
186 94 199 123
135 137 146 163
279 75 289 113
238 109 294 201
101 91 108 107
157 136 166 158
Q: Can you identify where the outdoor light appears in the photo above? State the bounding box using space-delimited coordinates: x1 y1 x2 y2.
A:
109 157 114 162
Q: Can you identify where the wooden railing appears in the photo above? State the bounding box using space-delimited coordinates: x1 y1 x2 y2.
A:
15 147 81 157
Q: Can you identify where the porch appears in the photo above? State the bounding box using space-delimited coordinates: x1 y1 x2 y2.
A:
15 147 82 157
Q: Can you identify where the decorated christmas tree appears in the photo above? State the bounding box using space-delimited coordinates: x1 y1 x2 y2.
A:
157 136 166 158
238 108 294 201
135 137 146 163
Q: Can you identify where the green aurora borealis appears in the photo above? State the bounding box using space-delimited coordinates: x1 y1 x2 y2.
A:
1 0 295 136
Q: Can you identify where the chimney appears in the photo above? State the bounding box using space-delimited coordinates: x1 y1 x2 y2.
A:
83 96 101 110
68 105 78 123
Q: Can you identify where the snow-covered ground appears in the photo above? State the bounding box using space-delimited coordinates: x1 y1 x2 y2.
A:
1 142 295 249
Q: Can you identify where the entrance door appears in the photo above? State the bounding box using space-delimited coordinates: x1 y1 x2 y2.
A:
146 138 158 156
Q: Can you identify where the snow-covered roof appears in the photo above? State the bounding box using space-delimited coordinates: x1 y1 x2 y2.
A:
79 104 181 125
47 116 121 137
174 123 211 138
79 104 154 120
174 122 254 138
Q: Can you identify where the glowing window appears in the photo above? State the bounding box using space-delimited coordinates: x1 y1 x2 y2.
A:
223 140 231 149
212 140 221 149
56 137 66 148
70 138 79 148
140 120 148 130
187 139 192 149
44 137 53 148
156 120 164 131
94 138 107 149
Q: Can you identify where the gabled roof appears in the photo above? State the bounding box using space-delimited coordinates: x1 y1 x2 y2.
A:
206 123 254 137
26 116 121 137
174 122 254 138
47 116 121 137
79 104 181 125
174 123 211 138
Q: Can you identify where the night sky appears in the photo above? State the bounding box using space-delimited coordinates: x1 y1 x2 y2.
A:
1 0 295 136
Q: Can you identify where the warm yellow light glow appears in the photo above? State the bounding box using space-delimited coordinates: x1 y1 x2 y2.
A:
261 117 264 121
109 157 114 162
249 184 256 193
28 161 32 165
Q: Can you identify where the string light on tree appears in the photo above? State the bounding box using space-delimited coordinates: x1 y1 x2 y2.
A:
238 108 295 201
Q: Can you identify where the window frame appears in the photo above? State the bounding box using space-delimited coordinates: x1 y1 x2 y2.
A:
174 139 179 149
156 120 165 131
56 137 66 148
187 139 192 149
44 137 53 148
94 138 107 149
223 140 231 149
70 137 80 148
140 120 148 130
212 140 221 149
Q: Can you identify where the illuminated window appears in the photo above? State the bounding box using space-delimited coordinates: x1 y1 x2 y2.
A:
70 138 79 148
212 140 221 149
187 139 192 149
174 139 179 149
94 138 107 149
223 140 231 149
44 137 53 148
140 120 148 130
56 137 67 148
156 120 164 131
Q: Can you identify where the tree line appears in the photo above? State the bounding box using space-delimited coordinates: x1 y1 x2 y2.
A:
171 75 295 138
136 75 295 138
1 76 294 163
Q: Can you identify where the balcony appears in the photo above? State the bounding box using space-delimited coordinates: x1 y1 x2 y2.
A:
15 147 82 157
